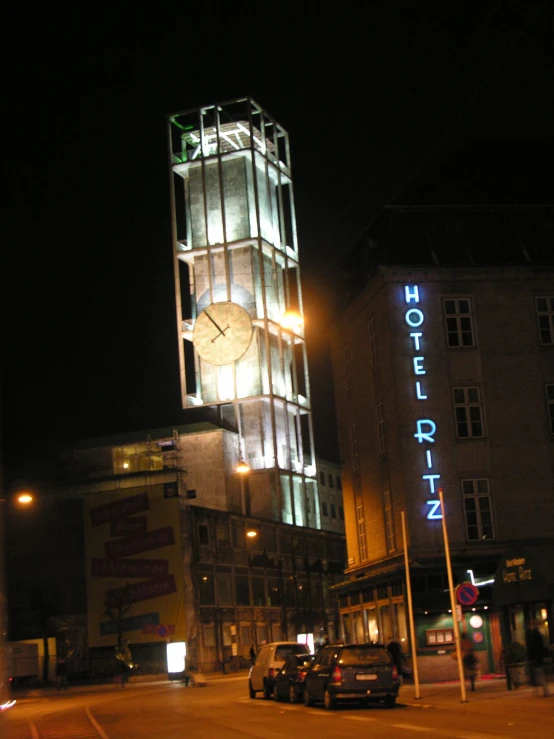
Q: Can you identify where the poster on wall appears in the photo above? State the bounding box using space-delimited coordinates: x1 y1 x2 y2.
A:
83 486 186 648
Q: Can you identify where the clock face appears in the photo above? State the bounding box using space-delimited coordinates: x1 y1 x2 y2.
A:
193 301 253 365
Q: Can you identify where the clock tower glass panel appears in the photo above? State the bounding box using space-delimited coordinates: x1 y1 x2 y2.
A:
168 98 320 529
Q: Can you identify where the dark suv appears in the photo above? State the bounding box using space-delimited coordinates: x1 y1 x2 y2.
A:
303 643 400 710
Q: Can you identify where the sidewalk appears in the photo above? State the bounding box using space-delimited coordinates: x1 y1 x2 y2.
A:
399 673 553 709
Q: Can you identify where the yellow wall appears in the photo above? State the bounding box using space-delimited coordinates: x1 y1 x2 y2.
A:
83 486 186 649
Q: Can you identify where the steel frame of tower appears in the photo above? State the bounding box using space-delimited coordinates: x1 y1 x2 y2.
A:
167 97 320 529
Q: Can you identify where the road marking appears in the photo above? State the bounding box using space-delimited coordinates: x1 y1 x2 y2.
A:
344 715 377 722
86 706 111 739
392 723 435 732
29 723 39 739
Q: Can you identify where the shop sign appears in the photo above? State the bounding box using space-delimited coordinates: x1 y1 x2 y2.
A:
404 284 442 520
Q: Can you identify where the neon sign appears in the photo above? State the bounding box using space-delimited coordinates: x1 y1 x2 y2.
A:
404 285 442 520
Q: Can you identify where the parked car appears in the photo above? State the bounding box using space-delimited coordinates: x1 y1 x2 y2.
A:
272 654 314 703
303 643 400 710
249 642 311 699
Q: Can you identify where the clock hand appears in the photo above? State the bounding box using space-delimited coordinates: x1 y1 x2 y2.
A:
204 310 225 334
211 324 231 343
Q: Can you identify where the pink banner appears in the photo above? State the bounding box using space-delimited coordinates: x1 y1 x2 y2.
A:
104 526 175 558
90 492 150 527
91 558 169 579
110 516 148 537
105 575 177 606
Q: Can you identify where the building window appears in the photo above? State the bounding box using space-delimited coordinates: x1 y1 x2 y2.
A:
383 489 396 553
350 424 359 471
368 316 377 369
339 505 344 520
330 503 337 519
202 624 216 647
328 473 334 488
319 470 326 485
443 298 475 348
462 478 494 541
345 344 353 391
356 502 368 562
337 477 342 491
198 568 215 606
536 297 554 345
453 387 484 438
198 524 210 545
321 502 329 518
426 628 454 646
376 402 386 454
546 385 554 434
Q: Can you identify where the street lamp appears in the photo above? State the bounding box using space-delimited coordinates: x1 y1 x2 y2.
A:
237 461 250 515
280 310 303 333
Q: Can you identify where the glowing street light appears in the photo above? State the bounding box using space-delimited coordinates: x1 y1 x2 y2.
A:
280 310 303 333
246 529 257 539
15 493 33 505
236 460 250 474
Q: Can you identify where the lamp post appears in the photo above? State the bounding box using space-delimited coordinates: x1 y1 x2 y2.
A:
1 491 34 709
237 460 250 515
246 529 258 649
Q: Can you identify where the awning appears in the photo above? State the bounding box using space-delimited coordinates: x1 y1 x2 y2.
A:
492 546 554 606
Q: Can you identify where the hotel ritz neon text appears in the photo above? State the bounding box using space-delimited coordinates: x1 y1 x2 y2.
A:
404 285 442 520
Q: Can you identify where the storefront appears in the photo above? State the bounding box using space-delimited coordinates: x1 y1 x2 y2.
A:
492 547 554 659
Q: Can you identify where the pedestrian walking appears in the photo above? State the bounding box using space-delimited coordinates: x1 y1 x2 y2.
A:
387 638 404 682
249 645 257 664
55 658 68 690
461 633 479 692
526 620 551 697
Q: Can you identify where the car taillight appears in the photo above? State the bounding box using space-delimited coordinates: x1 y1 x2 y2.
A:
268 668 274 678
332 666 343 684
298 670 307 680
392 665 398 680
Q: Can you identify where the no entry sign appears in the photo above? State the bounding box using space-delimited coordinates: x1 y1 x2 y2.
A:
456 582 479 606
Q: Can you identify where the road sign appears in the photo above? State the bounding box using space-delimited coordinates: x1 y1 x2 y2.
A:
456 582 479 606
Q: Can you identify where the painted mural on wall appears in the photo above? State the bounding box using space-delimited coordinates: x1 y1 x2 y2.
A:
83 486 186 648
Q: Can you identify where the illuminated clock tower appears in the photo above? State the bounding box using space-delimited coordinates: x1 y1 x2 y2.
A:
167 97 320 529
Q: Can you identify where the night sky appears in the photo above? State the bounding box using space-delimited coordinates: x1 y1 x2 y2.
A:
3 2 553 486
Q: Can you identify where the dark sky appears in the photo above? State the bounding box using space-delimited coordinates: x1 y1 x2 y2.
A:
3 2 553 484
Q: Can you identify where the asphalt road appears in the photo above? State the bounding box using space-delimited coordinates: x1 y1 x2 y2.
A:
2 675 554 738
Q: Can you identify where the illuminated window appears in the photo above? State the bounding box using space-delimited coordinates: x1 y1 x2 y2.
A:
376 403 386 454
453 387 484 438
345 344 353 391
426 629 454 645
356 502 368 562
368 317 378 369
383 489 396 553
546 385 554 434
536 297 554 345
350 424 360 471
443 298 475 348
462 478 494 541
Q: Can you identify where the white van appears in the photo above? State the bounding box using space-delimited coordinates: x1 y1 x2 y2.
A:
249 642 311 699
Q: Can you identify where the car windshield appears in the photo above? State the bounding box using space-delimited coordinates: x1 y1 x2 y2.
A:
338 646 390 665
275 645 309 660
